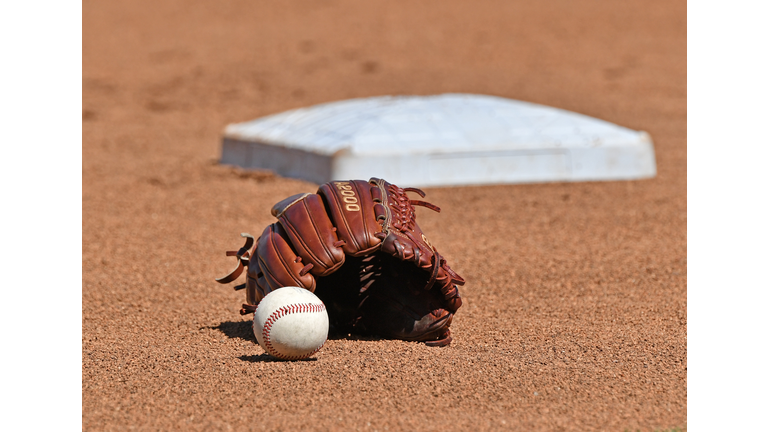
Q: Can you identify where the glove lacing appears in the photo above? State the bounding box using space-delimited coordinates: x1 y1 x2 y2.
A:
386 185 466 295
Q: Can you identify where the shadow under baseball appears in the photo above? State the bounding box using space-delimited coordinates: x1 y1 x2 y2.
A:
209 320 256 343
211 319 385 343
237 353 318 363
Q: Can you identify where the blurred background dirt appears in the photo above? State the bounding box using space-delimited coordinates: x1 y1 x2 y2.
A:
82 0 686 430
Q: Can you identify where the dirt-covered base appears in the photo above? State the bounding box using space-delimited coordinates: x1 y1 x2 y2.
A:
83 0 686 430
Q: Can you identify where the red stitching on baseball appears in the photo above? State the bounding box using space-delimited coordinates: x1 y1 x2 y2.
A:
261 302 327 360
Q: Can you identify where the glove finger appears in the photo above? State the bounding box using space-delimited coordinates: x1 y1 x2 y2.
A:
441 285 463 313
424 329 453 347
245 255 269 305
274 193 345 277
433 264 463 312
256 223 317 291
318 180 383 257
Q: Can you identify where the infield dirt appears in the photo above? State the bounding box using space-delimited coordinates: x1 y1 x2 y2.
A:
82 1 687 430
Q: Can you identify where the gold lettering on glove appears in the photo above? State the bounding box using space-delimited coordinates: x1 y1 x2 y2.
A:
334 181 360 212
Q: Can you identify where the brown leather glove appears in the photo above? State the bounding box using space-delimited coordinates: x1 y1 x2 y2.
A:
215 178 465 347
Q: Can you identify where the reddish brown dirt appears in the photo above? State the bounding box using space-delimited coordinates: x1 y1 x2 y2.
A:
83 0 686 430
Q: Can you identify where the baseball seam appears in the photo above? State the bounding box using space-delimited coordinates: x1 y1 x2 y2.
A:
262 302 327 360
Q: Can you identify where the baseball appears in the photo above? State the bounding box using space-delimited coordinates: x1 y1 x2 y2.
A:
253 286 329 360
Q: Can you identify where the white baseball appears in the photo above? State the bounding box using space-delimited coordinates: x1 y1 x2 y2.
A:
253 286 329 360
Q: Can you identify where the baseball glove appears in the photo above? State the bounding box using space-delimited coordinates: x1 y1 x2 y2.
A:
215 178 465 347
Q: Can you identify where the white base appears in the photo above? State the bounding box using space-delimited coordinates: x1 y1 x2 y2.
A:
221 94 656 187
